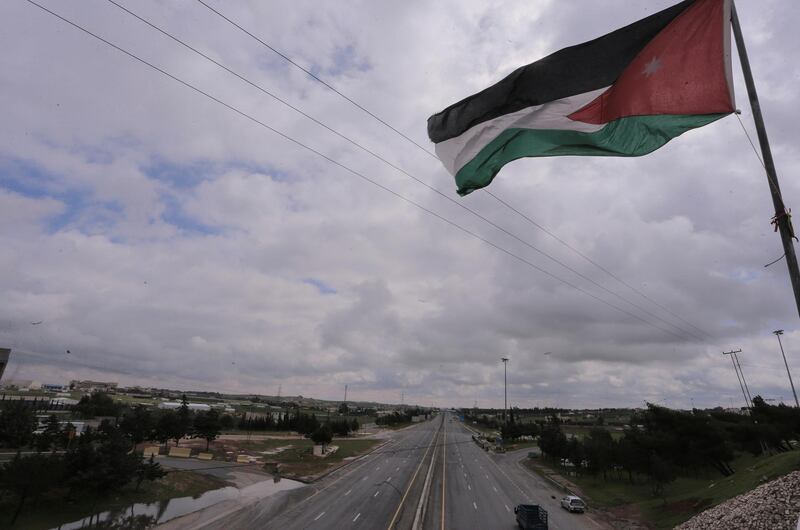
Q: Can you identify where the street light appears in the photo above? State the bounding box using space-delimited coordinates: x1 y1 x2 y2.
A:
773 330 799 407
501 357 509 423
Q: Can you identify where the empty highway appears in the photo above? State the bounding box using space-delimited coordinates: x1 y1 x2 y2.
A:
165 412 604 529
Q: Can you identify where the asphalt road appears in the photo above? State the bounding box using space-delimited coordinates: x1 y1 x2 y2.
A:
164 412 605 529
422 415 603 530
192 417 441 530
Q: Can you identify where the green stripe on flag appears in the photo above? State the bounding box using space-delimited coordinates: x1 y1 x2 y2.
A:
454 113 728 195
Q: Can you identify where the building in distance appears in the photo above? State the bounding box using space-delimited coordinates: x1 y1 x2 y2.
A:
69 380 118 393
1 379 42 391
158 401 211 411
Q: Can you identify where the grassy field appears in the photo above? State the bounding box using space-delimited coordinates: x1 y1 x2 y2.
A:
526 450 800 529
0 470 229 530
502 440 539 452
217 437 381 480
561 424 625 440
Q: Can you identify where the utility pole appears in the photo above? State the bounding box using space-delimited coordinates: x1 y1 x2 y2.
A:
773 330 799 407
731 2 800 320
723 349 750 410
501 357 509 423
0 348 9 384
733 351 754 406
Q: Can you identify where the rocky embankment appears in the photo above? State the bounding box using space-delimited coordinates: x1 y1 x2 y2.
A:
675 470 800 530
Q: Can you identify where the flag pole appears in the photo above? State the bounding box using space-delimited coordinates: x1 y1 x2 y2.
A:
730 1 800 319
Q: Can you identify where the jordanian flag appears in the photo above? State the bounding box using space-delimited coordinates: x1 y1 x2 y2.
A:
427 0 735 195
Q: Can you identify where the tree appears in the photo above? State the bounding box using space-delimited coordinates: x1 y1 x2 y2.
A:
74 392 120 419
220 414 235 431
311 425 333 449
64 425 140 500
538 423 568 462
155 410 178 449
120 405 155 450
648 454 676 498
175 395 193 446
135 455 167 492
192 410 222 451
338 403 349 414
0 400 36 449
566 437 585 474
33 415 62 453
584 428 614 480
0 452 63 525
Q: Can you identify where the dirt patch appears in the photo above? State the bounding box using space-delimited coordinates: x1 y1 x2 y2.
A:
163 470 233 495
659 497 713 516
598 503 654 530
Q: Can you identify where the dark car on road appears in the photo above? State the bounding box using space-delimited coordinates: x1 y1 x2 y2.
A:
514 504 548 529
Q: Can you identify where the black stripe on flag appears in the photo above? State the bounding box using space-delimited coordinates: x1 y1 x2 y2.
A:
427 0 695 143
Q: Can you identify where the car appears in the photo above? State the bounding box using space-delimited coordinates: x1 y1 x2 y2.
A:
560 495 586 513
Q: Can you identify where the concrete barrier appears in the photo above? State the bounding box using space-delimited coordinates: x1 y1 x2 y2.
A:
142 446 160 458
168 447 192 458
197 452 213 460
236 454 252 464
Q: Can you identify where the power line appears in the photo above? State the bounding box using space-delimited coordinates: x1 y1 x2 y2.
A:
105 0 704 342
194 0 712 341
194 0 435 158
24 0 691 341
483 190 713 340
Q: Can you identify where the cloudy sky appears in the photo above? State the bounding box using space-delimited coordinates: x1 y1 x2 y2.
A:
1 0 799 409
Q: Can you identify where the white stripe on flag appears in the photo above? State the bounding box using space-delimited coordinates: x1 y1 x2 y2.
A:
434 87 609 175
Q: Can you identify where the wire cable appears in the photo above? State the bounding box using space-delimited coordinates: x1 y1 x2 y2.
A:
194 0 713 341
105 0 704 342
195 0 437 159
735 112 785 208
484 190 713 340
24 0 691 342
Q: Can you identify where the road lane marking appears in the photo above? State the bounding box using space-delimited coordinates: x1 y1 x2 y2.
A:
353 513 361 522
386 418 440 530
493 486 498 493
362 476 368 481
374 490 380 497
345 489 352 496
314 512 325 521
467 484 471 490
387 476 392 481
485 474 489 479
441 418 446 530
473 501 478 510
396 466 400 471
504 504 510 512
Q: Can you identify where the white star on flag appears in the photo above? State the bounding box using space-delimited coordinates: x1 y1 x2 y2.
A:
642 56 662 77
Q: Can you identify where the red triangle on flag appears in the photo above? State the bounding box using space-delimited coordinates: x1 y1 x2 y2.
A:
569 0 734 125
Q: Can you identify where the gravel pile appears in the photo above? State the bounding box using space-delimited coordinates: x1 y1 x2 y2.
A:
675 470 800 530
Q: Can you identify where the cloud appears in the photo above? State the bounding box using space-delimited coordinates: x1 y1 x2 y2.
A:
1 0 799 408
